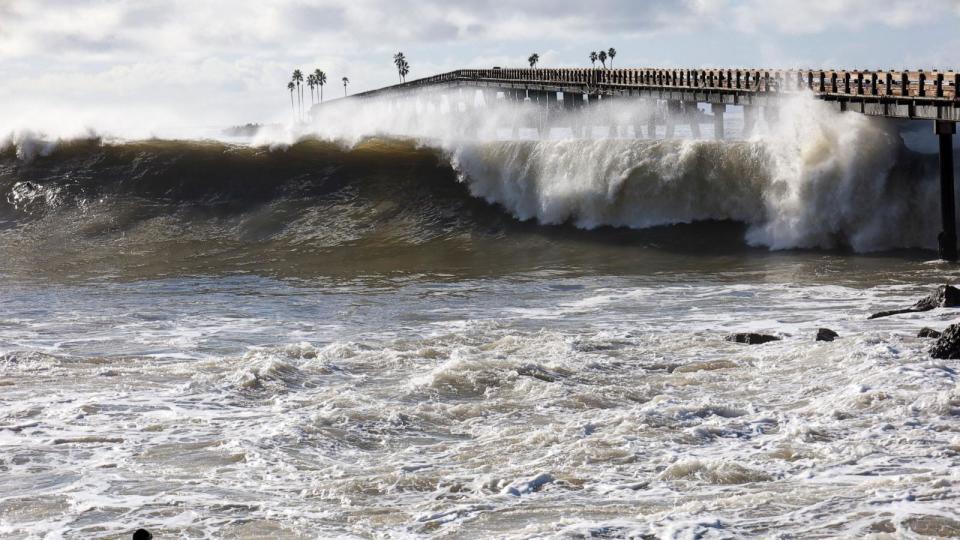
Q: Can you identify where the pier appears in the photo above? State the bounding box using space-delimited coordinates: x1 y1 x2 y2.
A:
319 67 960 259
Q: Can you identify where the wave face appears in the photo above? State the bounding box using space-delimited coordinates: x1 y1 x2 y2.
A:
0 137 507 243
0 94 951 276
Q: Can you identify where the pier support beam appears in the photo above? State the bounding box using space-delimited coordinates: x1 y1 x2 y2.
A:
584 94 599 138
743 105 757 137
937 120 957 261
647 104 657 139
687 102 701 139
563 93 580 137
666 101 681 139
712 104 726 140
605 96 617 138
763 106 779 127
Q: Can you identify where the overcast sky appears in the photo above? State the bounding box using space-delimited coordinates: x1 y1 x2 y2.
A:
1 0 959 136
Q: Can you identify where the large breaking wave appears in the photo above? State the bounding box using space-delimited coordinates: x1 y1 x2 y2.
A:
447 96 942 252
0 94 950 258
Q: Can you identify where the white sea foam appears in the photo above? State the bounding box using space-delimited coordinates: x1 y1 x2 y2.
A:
3 275 960 537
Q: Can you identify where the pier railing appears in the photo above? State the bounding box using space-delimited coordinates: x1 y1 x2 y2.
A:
354 68 959 101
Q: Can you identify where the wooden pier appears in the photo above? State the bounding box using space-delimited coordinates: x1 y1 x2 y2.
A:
320 67 960 259
350 68 960 121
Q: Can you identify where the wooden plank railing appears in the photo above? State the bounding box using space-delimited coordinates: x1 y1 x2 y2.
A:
354 68 959 100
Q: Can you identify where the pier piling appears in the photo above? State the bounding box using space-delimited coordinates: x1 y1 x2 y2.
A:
712 103 726 140
688 102 702 138
743 105 757 136
937 120 958 261
666 101 680 138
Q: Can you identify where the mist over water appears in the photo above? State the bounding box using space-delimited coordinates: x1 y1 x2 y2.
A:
3 91 960 538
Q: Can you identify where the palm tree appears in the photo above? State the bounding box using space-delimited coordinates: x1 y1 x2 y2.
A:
314 70 326 103
608 48 617 69
589 51 598 67
528 53 539 68
287 81 296 121
598 50 607 69
307 74 316 104
292 69 304 119
393 52 407 83
399 60 410 82
342 76 349 96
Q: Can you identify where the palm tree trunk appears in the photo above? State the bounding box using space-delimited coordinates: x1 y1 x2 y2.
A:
290 92 295 121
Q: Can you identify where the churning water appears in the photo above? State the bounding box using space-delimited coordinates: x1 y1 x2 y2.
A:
2 93 960 538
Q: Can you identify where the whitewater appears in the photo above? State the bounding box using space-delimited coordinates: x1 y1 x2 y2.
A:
2 92 960 538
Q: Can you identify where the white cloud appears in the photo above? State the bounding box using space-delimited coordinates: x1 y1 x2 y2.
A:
731 0 951 34
0 0 957 135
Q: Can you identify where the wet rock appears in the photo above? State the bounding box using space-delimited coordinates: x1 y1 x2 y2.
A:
726 333 780 345
502 473 555 496
918 327 942 339
868 520 896 534
516 364 557 383
903 515 960 537
930 323 960 359
815 328 839 342
869 284 960 320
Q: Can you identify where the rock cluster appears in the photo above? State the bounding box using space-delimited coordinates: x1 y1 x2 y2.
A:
869 285 960 320
930 324 960 359
918 327 942 339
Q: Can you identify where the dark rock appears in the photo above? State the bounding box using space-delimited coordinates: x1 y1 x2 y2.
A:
918 327 942 339
930 323 960 359
133 530 153 540
869 285 960 320
815 328 839 342
726 333 780 345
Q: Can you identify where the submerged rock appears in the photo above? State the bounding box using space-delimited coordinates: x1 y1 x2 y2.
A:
918 327 942 339
673 359 739 373
903 515 960 537
869 284 960 320
502 473 555 496
930 324 960 359
516 364 558 383
726 333 780 345
815 328 839 342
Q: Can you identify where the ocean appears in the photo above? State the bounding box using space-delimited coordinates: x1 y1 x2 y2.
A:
2 93 960 538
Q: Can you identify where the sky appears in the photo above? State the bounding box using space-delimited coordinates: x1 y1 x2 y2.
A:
1 0 959 136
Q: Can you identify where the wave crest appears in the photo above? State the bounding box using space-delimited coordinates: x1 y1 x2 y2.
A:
450 97 942 252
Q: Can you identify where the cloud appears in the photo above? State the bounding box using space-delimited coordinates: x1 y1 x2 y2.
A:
730 0 953 34
0 0 958 133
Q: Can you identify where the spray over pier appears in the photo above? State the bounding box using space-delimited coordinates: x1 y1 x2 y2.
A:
317 67 960 259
